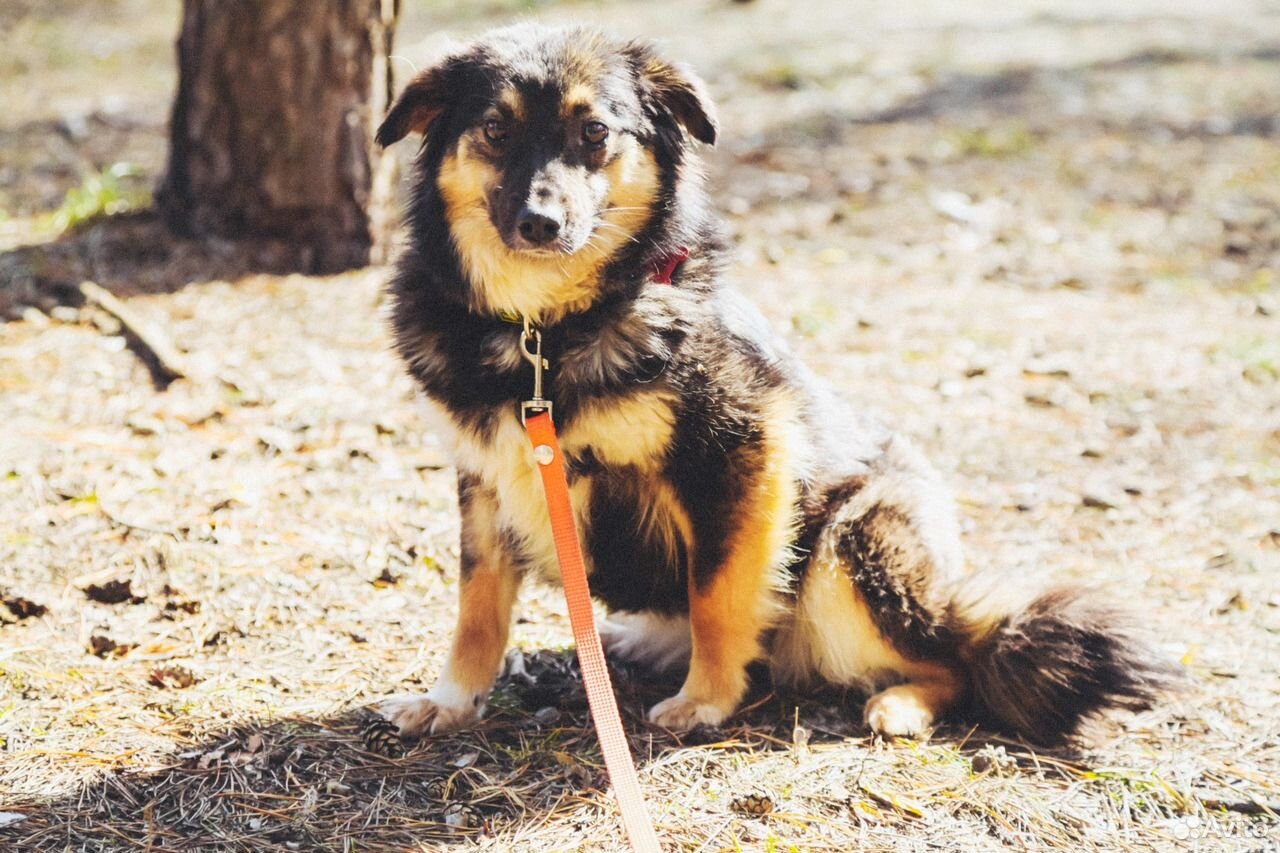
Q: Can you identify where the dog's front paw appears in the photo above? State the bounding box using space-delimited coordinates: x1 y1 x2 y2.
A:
375 690 482 737
864 687 934 738
647 692 730 731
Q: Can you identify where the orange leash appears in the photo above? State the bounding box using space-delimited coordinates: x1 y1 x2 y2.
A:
525 410 663 853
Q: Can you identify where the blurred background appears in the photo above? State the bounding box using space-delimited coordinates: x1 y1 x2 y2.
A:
1 2 1278 851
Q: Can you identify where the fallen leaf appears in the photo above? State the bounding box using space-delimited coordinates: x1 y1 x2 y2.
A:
971 745 1017 776
88 634 136 658
849 799 885 823
148 665 198 689
1205 553 1236 571
3 595 47 620
163 599 202 616
371 567 400 588
83 579 145 605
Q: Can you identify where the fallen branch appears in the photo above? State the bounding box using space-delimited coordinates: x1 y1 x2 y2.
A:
78 280 188 389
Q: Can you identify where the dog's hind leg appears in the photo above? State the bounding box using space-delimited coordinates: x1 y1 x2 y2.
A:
775 436 1172 742
378 476 522 736
772 439 968 737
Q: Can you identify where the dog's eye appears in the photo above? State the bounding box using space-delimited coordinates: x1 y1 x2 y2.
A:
583 121 608 146
483 118 508 144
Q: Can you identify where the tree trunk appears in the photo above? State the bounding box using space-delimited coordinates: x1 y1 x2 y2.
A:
159 0 400 273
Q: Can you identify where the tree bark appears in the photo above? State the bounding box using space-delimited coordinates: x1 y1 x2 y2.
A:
159 0 400 273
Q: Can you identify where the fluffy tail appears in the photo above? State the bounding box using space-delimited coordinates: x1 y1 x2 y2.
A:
953 586 1177 744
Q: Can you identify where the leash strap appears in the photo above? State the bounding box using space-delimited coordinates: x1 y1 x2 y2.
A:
525 411 663 853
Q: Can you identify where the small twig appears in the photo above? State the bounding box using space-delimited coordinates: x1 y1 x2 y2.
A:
78 280 187 390
1198 797 1280 817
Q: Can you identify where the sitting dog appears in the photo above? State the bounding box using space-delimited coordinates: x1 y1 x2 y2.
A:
373 24 1169 743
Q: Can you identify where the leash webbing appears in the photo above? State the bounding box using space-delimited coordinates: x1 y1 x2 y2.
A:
525 411 663 853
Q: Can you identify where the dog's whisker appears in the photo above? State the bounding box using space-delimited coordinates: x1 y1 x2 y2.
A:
593 222 643 245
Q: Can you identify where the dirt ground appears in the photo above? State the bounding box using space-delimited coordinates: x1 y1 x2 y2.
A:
2 1 1279 851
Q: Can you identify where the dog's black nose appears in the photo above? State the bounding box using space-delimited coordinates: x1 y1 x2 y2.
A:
516 208 561 246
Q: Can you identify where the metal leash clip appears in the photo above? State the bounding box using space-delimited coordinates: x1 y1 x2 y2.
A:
519 315 553 425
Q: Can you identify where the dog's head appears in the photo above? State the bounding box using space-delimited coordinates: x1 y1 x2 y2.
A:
377 25 717 319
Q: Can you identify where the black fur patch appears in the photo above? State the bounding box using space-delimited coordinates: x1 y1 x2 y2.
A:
837 504 962 662
584 471 690 613
961 588 1177 744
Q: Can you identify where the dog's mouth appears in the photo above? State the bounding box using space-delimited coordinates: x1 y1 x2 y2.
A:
505 234 582 257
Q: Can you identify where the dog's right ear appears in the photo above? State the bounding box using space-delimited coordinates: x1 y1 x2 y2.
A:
375 64 452 148
623 41 718 146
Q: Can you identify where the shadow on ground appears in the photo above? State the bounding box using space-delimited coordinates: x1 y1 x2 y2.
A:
0 648 1033 852
0 209 361 322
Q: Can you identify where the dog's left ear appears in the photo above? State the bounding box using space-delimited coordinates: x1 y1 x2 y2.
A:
376 62 454 148
625 42 718 146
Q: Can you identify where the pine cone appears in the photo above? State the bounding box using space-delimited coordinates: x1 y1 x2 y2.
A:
731 792 775 816
360 716 405 758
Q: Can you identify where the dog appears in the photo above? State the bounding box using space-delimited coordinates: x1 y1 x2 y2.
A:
372 24 1170 744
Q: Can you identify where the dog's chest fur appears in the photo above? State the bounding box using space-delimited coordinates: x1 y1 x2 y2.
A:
423 381 689 600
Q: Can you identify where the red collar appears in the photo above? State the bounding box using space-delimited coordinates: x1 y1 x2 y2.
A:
650 246 690 284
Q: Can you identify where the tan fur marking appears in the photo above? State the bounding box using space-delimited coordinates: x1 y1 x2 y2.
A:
770 534 957 690
446 566 520 694
438 406 592 583
772 549 907 685
643 478 696 574
561 391 676 469
436 136 659 321
674 392 798 716
446 490 522 696
768 439 969 734
496 87 525 121
561 82 596 118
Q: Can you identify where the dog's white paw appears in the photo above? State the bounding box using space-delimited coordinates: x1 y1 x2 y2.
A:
647 692 729 730
600 611 692 672
864 687 934 738
375 689 482 737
